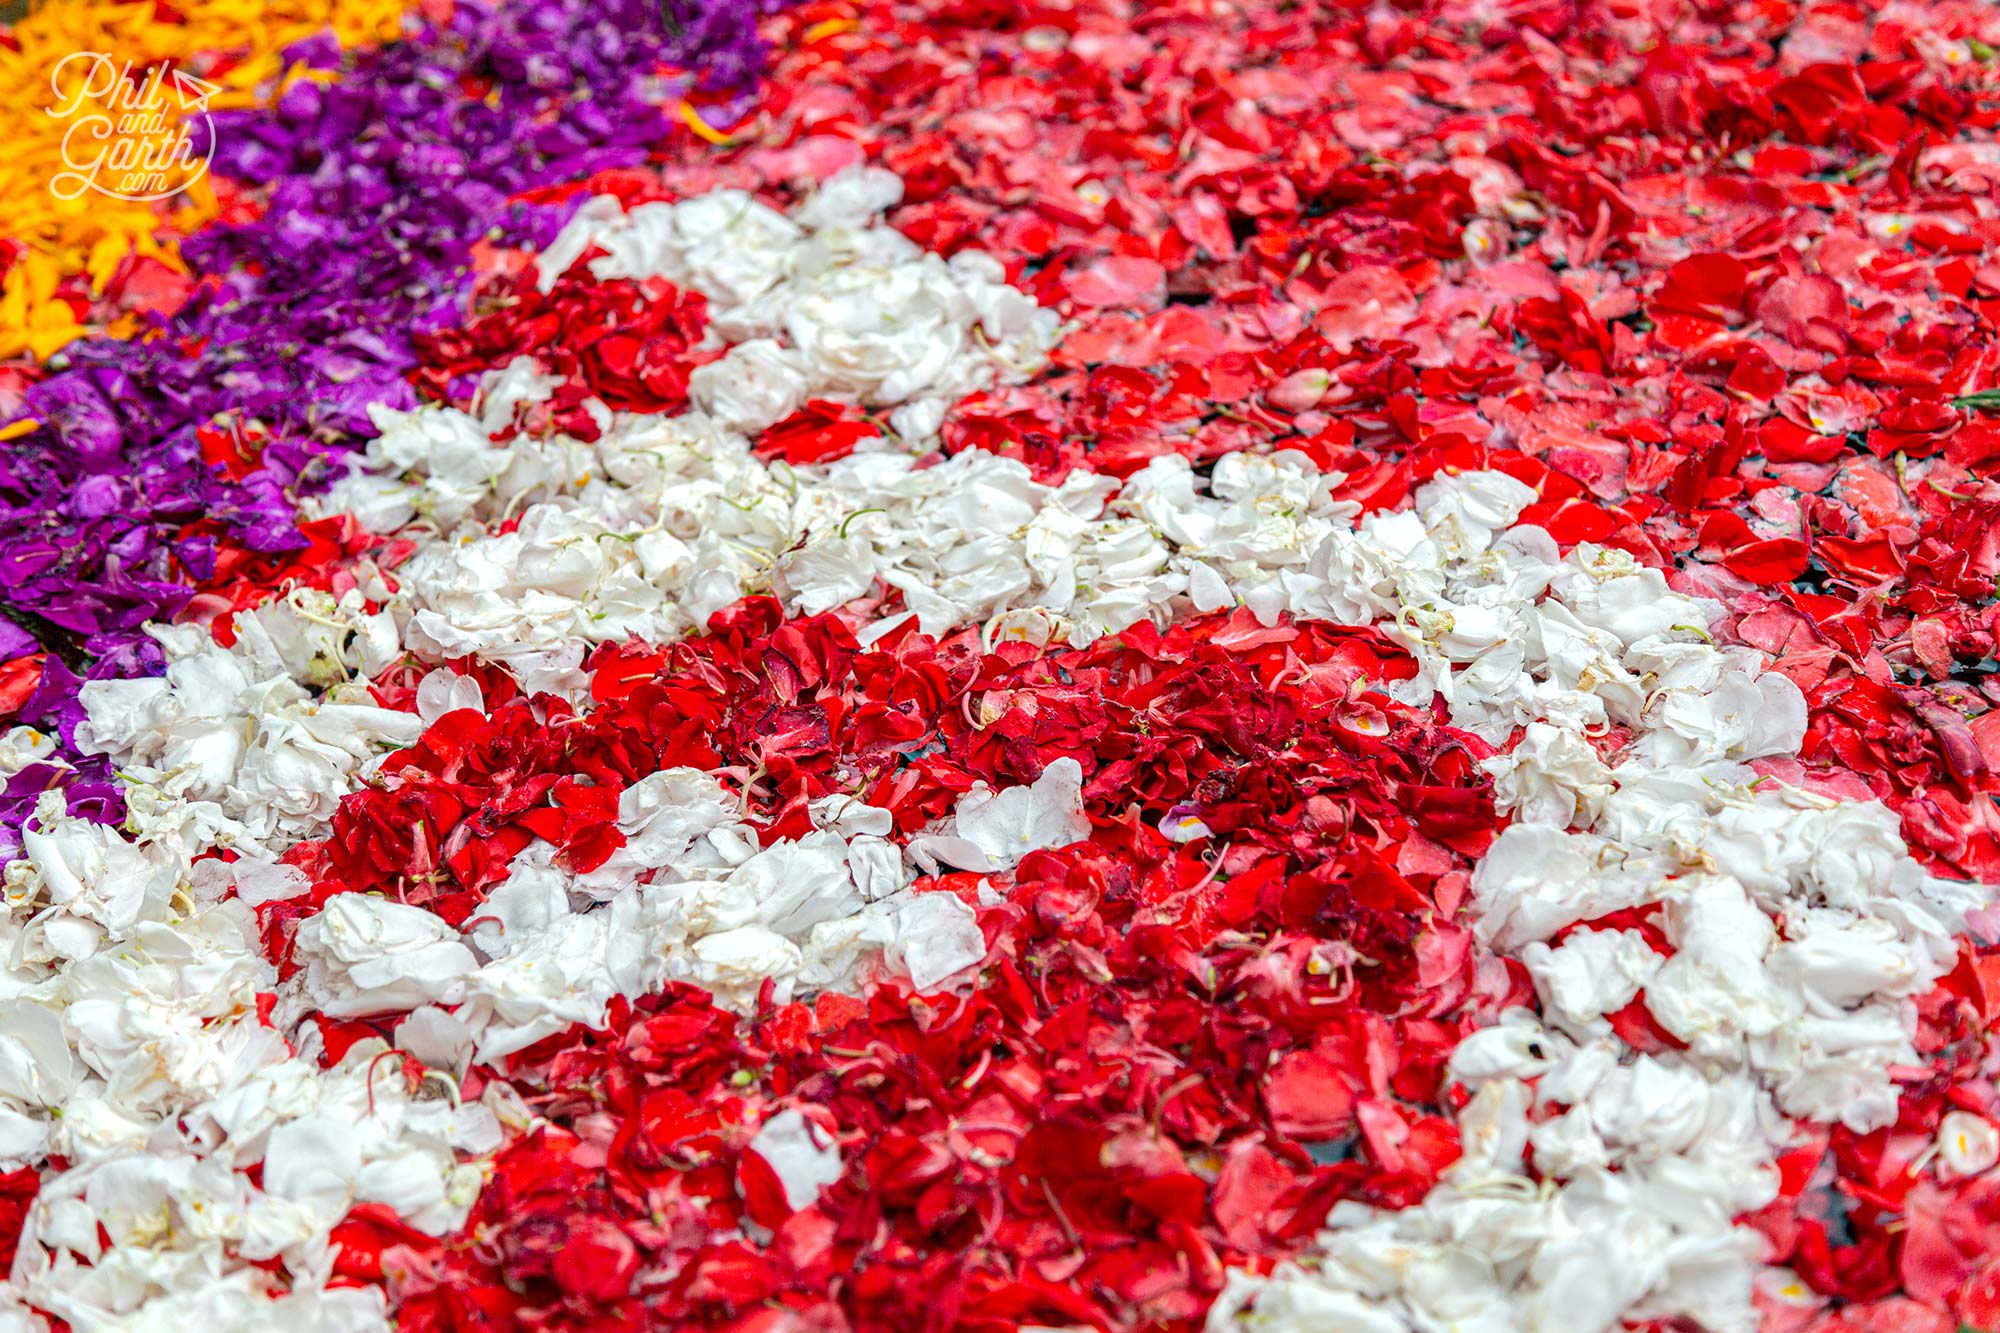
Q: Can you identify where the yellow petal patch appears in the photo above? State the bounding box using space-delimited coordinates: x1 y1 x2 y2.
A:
0 0 409 363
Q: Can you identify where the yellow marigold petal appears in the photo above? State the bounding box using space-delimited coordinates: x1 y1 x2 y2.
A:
27 321 85 362
678 100 743 146
802 17 858 42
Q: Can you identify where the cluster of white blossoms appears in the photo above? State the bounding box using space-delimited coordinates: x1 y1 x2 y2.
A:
328 431 1393 693
0 786 497 1333
314 169 1409 691
74 594 412 857
281 770 1020 1063
7 1048 498 1333
535 166 1057 440
1207 472 1981 1333
11 166 1985 1332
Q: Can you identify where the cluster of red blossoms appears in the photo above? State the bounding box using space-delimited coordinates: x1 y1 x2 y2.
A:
302 603 1501 1331
410 263 717 441
20 0 2000 1330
